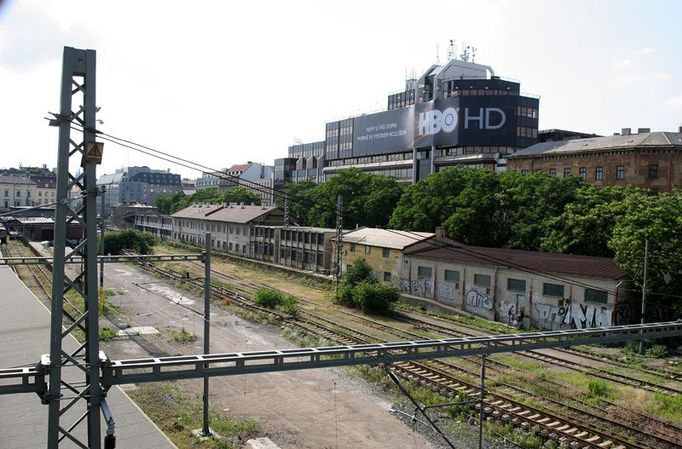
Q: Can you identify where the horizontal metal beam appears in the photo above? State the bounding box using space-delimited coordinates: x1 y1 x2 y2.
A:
0 360 47 396
0 254 202 266
1 321 680 395
101 321 682 386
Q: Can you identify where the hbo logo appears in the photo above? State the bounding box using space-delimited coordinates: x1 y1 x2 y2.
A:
418 107 458 136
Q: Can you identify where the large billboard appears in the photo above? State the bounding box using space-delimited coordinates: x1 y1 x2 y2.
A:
352 107 414 156
350 95 523 157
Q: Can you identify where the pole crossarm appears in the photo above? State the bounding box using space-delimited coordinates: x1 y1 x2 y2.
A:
0 364 46 395
1 321 681 396
0 254 203 266
99 321 682 386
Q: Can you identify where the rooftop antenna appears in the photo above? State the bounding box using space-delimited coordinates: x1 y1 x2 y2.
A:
435 44 440 65
459 42 469 62
471 46 477 63
448 39 457 61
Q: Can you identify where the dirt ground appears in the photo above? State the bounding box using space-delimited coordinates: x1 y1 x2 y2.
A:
96 262 441 449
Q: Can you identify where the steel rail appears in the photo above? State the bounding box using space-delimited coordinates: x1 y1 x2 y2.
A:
0 254 203 266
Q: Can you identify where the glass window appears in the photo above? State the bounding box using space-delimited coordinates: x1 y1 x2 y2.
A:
474 274 491 287
543 283 565 297
579 167 587 179
350 243 356 252
383 272 392 282
382 247 390 258
444 270 460 282
595 166 604 181
585 288 608 304
648 164 658 180
364 245 371 255
616 165 624 180
563 168 572 178
548 168 556 176
417 266 432 280
507 278 526 292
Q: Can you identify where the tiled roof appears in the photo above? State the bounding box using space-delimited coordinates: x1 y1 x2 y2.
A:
405 237 623 280
337 228 434 250
509 132 682 158
0 175 35 185
172 204 279 224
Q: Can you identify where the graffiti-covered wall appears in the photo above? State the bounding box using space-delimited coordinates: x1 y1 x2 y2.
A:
401 254 627 331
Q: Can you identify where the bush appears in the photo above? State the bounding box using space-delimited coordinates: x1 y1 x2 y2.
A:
254 289 285 308
587 380 610 398
342 258 377 286
352 281 400 314
646 344 669 358
254 288 299 315
171 327 197 343
101 229 157 255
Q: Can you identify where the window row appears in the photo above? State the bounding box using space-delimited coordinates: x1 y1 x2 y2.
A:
517 126 538 138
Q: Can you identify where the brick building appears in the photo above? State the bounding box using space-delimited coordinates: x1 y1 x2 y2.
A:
507 129 682 192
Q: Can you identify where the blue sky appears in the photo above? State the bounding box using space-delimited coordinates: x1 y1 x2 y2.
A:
0 0 680 178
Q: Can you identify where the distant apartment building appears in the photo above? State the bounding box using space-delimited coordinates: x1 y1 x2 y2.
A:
0 176 37 210
181 178 196 195
97 166 182 209
508 128 682 192
197 162 275 205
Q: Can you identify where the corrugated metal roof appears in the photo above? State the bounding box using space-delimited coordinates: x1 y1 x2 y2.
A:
172 204 279 224
337 228 434 250
510 132 682 158
405 237 623 280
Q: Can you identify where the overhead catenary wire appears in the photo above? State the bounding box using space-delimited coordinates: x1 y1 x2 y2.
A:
70 124 676 303
68 124 335 216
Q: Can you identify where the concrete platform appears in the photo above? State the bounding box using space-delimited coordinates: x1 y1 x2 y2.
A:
0 262 177 449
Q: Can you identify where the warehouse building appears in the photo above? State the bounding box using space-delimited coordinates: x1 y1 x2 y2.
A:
402 230 630 330
253 225 336 273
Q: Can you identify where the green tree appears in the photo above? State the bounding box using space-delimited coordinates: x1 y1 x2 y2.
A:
542 185 647 256
290 169 403 228
280 179 317 225
101 229 157 255
609 191 682 320
156 191 185 214
213 186 261 206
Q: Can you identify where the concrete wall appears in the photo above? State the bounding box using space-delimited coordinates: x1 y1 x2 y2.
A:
342 242 406 283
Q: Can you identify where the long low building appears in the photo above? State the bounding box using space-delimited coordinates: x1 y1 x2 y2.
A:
402 229 630 330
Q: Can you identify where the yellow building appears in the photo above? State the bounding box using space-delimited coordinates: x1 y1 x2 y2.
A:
338 228 434 283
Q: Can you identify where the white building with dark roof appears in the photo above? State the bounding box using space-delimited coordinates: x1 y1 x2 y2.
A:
171 203 284 256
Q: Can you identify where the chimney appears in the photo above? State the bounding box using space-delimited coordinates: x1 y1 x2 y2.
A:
678 126 682 133
435 227 447 239
621 128 631 136
637 127 651 134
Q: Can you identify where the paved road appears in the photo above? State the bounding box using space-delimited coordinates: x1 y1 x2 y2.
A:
0 261 177 449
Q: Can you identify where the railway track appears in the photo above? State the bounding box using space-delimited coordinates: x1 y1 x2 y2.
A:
135 259 680 449
10 243 671 449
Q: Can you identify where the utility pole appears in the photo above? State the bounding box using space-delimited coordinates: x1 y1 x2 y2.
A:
99 184 106 288
47 47 105 449
640 239 648 354
334 194 343 287
202 232 212 436
283 197 289 228
479 356 486 449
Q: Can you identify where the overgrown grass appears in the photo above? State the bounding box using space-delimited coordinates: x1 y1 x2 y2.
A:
99 326 117 341
128 383 260 449
171 327 198 343
647 392 682 422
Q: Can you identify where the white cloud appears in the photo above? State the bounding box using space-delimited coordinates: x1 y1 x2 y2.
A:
667 96 682 109
632 47 657 56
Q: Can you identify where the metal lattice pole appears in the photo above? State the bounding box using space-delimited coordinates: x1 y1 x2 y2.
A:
47 46 104 449
202 232 212 436
334 194 343 286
